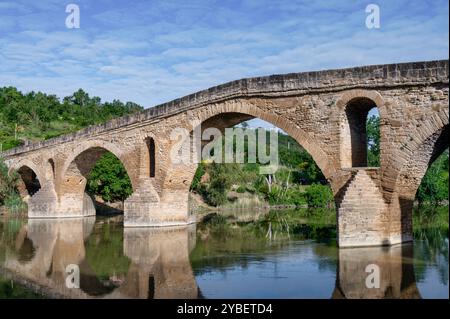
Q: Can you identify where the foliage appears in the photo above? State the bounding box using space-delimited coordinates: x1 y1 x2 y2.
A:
366 115 380 167
190 163 205 191
86 152 133 202
191 127 332 207
0 279 43 299
0 87 143 151
416 149 449 205
0 158 26 212
202 163 232 206
236 185 246 193
84 220 131 282
304 183 333 207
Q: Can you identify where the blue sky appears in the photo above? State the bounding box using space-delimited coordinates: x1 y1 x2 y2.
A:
0 0 448 111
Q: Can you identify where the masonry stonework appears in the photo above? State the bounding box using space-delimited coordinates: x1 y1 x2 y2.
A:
2 60 448 247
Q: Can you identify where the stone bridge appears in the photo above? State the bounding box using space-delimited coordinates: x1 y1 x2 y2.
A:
1 60 448 247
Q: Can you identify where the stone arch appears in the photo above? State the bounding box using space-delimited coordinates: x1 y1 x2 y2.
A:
161 100 333 196
8 159 46 187
335 90 385 168
8 159 46 198
197 101 331 175
59 140 137 193
16 166 41 197
386 119 448 243
392 123 449 201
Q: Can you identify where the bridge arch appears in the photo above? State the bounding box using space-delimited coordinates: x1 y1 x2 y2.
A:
336 90 386 169
155 100 339 220
193 101 332 178
59 140 137 192
8 159 46 198
387 118 448 241
392 122 449 201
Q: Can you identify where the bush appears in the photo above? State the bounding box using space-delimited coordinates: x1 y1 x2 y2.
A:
205 175 229 206
0 138 23 151
190 163 205 191
86 152 133 202
0 158 26 212
236 186 246 193
304 183 333 207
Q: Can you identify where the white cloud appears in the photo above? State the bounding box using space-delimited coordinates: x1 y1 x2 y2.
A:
0 0 448 108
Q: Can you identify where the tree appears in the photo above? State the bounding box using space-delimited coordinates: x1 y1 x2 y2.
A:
416 149 449 205
305 183 333 207
367 115 380 167
86 152 133 203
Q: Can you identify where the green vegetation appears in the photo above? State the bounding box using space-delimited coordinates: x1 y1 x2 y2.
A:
191 131 332 208
86 152 133 202
0 158 26 212
367 115 380 167
416 149 449 205
0 87 142 150
84 220 131 282
304 184 333 207
0 279 43 299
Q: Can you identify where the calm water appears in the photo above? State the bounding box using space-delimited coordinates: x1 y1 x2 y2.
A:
0 209 448 299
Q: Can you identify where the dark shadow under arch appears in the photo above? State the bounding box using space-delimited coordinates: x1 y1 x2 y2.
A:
341 97 379 168
17 166 42 196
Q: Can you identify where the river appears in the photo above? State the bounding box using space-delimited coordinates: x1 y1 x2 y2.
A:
0 207 448 299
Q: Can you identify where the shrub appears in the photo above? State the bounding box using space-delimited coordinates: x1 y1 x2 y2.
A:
236 186 246 193
0 158 26 212
304 183 333 207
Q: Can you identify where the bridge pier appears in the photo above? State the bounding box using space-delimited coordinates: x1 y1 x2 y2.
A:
124 179 195 227
27 179 95 218
336 169 410 247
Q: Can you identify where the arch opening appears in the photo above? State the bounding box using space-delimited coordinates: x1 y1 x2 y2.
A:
145 137 156 178
415 126 449 206
186 112 333 210
17 166 41 197
341 97 380 168
62 147 133 215
48 159 55 179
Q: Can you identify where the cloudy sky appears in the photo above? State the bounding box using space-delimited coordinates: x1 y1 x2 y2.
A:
0 0 448 109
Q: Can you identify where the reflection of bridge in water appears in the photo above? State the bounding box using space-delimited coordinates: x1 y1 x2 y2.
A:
332 244 421 299
2 218 198 299
1 217 422 299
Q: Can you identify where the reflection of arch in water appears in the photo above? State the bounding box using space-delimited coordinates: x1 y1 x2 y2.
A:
2 217 96 298
332 244 421 299
2 218 198 299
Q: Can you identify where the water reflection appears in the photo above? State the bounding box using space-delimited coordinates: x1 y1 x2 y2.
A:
0 217 198 299
333 245 421 299
0 214 448 299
